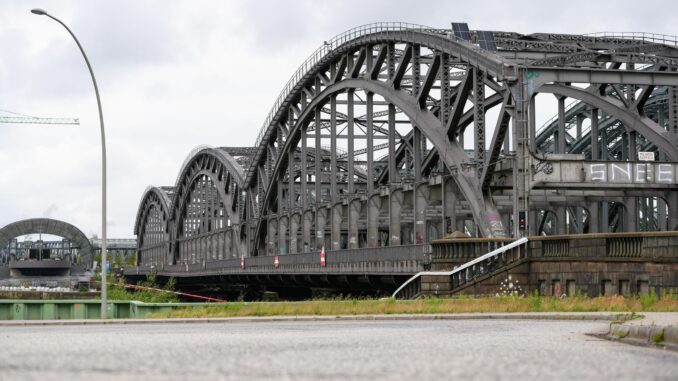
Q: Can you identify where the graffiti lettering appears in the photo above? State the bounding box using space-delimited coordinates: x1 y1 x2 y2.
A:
587 163 677 185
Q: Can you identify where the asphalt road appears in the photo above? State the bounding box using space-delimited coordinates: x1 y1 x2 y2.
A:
0 319 676 381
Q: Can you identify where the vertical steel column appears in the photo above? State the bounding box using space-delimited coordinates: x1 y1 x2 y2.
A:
277 176 284 253
557 95 566 154
528 210 539 235
590 108 599 160
625 196 638 232
628 130 637 160
217 230 223 260
415 184 429 243
588 108 600 231
288 150 295 211
301 126 308 209
574 206 584 234
626 129 638 232
413 45 425 239
668 191 678 231
589 201 600 234
366 92 374 194
658 197 667 231
347 89 355 193
316 207 327 250
347 89 357 248
412 45 421 96
225 230 232 258
413 127 423 244
329 94 340 250
669 86 678 135
442 179 457 235
414 128 422 182
268 218 276 256
331 204 342 251
387 42 396 79
387 102 399 246
388 104 398 182
390 189 402 246
289 214 299 254
511 75 529 237
302 211 312 252
473 68 486 172
640 197 649 231
556 208 567 235
367 195 380 247
621 131 629 160
314 105 323 250
278 216 288 254
440 54 450 126
330 95 338 202
601 125 609 232
315 108 322 204
348 199 360 249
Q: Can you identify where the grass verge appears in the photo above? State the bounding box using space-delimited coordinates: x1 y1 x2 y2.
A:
145 293 678 319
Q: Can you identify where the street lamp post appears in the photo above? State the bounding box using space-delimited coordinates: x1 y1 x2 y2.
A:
31 8 108 318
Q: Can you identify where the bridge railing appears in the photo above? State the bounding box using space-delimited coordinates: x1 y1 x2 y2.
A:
429 237 516 270
132 244 429 276
585 32 678 46
527 231 678 258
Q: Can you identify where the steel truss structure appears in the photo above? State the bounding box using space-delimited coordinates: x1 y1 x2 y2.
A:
135 23 678 266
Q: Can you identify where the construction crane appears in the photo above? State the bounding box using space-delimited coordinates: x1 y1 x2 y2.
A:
0 109 79 125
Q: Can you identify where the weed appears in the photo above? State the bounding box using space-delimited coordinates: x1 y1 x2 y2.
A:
144 294 678 319
652 331 665 345
639 289 658 310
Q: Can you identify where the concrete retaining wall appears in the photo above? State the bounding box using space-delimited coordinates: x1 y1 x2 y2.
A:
0 300 213 320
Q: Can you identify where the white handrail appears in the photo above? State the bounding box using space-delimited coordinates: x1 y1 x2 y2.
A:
391 237 529 298
584 32 678 46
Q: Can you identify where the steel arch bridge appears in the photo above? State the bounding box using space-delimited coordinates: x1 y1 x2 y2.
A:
134 23 678 270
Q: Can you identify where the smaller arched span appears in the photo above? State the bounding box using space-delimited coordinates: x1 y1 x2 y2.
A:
168 146 247 263
169 146 245 223
134 186 173 266
134 187 173 235
0 218 93 263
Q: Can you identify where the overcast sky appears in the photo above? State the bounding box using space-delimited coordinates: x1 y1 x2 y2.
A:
0 0 675 238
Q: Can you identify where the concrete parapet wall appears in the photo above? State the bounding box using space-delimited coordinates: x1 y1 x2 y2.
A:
531 260 678 297
423 232 678 298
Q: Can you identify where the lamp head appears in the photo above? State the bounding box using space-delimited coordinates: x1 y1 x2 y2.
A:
30 8 48 16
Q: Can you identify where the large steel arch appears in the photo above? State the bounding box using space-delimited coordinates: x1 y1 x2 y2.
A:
245 25 514 188
246 30 515 246
0 218 93 263
168 147 247 264
253 78 504 247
